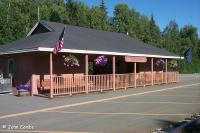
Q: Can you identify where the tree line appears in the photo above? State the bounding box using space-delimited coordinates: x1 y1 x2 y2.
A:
0 0 199 73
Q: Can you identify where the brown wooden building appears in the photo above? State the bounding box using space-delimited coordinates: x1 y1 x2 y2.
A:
0 21 181 98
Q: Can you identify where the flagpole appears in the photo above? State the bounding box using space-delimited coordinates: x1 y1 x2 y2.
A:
50 53 53 98
50 26 65 98
179 50 181 72
38 7 40 21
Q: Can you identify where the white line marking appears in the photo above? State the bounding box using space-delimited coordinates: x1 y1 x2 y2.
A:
139 95 200 98
0 82 199 120
181 75 200 78
0 129 92 133
45 110 192 116
102 101 200 105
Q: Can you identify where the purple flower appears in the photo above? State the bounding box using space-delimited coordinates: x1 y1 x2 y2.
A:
94 55 107 66
156 59 165 66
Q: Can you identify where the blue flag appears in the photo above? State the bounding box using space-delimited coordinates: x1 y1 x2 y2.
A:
184 48 192 64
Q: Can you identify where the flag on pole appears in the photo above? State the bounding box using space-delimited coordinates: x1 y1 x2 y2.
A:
53 27 65 54
184 48 192 64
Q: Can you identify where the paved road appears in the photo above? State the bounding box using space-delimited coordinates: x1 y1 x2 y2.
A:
0 74 200 133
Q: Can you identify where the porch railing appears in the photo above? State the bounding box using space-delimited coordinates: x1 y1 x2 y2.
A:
88 74 114 92
34 71 179 97
53 75 86 96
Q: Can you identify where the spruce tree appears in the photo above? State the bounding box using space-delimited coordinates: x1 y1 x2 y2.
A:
99 0 109 30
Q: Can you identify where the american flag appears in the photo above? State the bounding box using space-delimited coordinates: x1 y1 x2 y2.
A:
53 27 65 54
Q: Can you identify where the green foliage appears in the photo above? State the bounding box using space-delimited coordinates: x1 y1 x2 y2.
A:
149 15 163 47
87 5 110 30
112 4 163 48
180 57 200 73
66 0 90 27
163 21 200 73
197 40 200 58
113 4 131 33
180 25 199 57
0 0 199 73
0 0 36 44
136 15 151 43
88 6 103 30
100 0 106 12
88 62 94 75
178 25 200 73
162 20 180 53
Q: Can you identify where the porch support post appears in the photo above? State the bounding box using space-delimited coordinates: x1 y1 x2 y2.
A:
151 58 154 86
134 62 136 88
85 54 88 93
112 56 116 91
165 58 168 83
162 70 164 84
31 74 38 96
50 53 53 98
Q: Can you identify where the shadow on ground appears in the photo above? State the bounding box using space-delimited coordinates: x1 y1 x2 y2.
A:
154 119 200 133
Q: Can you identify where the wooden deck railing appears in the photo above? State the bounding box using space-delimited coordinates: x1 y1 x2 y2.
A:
35 71 179 97
126 73 136 88
144 72 152 85
53 75 86 96
115 74 126 89
88 74 113 92
154 71 163 85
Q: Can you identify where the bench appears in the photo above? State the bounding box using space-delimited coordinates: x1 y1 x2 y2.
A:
37 74 85 91
37 79 51 91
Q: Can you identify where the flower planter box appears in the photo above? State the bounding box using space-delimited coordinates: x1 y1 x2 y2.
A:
16 86 31 96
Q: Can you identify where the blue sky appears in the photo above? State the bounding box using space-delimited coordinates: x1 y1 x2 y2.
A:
78 0 200 36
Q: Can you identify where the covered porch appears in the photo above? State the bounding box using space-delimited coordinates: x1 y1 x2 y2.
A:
30 52 179 98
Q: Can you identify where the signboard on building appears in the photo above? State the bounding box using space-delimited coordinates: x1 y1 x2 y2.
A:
125 56 147 63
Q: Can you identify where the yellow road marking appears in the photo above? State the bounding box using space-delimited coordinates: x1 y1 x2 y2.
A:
45 110 192 116
0 83 199 120
0 129 92 133
102 101 200 105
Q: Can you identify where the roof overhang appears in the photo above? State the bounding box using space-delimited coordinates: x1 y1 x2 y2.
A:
38 47 183 59
0 48 38 55
0 47 184 59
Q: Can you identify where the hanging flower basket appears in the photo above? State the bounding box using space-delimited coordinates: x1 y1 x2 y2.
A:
156 59 165 67
94 55 108 66
156 59 165 70
62 55 80 67
168 60 178 69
